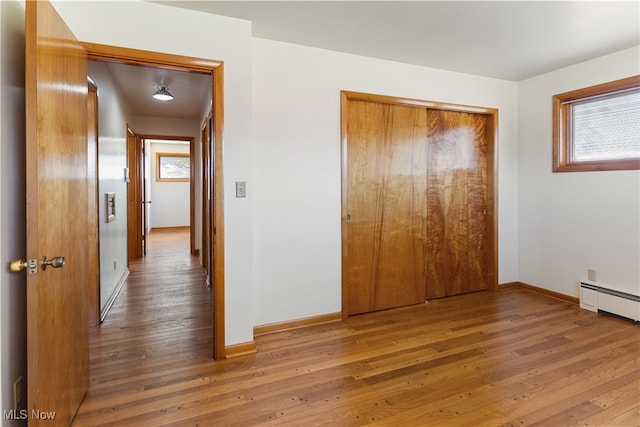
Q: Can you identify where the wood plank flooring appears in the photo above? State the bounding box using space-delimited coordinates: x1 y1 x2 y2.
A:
73 229 640 426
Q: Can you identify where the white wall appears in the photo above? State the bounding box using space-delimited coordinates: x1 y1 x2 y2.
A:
87 61 133 314
148 142 190 228
49 0 637 349
251 38 519 326
0 1 26 423
53 0 255 345
518 46 640 297
134 116 201 245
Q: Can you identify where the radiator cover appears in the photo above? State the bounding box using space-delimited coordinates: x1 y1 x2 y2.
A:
580 281 640 323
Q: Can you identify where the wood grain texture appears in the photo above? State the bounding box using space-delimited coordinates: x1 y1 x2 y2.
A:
345 101 428 314
126 128 141 261
26 0 89 423
426 109 489 298
72 232 640 426
212 65 226 360
254 312 342 336
343 93 496 314
500 281 580 305
200 117 210 278
87 80 100 327
225 341 258 359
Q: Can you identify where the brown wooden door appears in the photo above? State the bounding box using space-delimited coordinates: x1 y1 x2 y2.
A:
344 100 428 315
142 140 149 255
88 79 100 327
343 93 495 316
25 0 89 424
126 128 141 261
201 117 211 286
425 110 489 299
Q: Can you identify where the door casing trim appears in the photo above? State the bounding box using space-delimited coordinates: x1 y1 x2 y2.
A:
83 42 226 359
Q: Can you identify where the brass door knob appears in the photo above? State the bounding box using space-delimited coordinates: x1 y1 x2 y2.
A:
10 258 38 274
10 259 28 272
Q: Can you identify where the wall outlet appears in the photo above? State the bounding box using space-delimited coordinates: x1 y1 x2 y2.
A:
13 376 23 411
588 269 597 281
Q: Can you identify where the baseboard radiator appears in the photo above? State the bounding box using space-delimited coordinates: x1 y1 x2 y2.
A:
580 281 640 323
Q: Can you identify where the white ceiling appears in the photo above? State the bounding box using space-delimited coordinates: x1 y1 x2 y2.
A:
106 1 639 120
99 61 212 120
155 0 640 81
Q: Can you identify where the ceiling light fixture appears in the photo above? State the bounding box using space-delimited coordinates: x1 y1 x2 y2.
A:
152 86 174 101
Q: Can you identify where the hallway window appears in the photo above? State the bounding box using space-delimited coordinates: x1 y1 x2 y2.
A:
156 152 190 182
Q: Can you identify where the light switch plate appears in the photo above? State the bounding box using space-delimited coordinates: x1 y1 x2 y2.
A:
236 181 246 198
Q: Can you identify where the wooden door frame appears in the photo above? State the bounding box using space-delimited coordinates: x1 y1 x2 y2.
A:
88 76 101 327
84 43 226 359
126 127 142 260
201 115 212 285
340 90 499 319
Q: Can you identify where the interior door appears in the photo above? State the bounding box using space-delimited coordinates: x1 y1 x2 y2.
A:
126 128 141 261
201 117 211 286
344 100 428 315
25 0 89 423
425 109 489 298
142 139 149 255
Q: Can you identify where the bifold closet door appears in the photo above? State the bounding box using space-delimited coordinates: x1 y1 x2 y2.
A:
345 100 428 315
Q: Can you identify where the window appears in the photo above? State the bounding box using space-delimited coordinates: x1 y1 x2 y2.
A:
156 152 190 182
553 75 640 172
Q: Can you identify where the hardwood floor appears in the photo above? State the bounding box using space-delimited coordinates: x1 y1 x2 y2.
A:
73 229 640 426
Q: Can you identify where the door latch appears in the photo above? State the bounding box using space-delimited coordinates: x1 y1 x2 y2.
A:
41 256 65 271
10 259 38 275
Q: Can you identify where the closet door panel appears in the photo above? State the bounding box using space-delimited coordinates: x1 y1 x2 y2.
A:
426 110 489 299
345 100 428 315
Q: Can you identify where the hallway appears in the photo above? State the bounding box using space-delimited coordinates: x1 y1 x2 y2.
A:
74 228 213 425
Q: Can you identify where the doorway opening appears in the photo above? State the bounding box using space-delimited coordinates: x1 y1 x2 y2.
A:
130 135 196 258
85 43 226 359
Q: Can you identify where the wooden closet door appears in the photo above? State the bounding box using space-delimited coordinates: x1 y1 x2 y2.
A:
425 109 489 299
345 100 428 315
